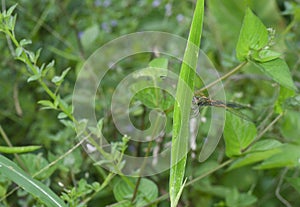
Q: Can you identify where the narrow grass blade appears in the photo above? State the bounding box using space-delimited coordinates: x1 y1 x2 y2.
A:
0 155 66 207
169 0 204 206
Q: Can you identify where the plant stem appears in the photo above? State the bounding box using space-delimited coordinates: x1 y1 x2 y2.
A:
145 159 232 206
245 113 283 151
194 61 247 95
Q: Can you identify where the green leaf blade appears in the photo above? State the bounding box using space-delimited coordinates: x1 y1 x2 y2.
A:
236 8 269 61
113 178 158 206
224 112 257 157
0 155 66 207
255 144 300 169
170 1 204 206
254 58 297 91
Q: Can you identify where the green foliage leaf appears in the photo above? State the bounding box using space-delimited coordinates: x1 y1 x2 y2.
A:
225 188 257 207
224 112 257 157
246 139 282 153
57 112 68 119
255 144 300 169
274 86 296 113
27 73 41 82
252 49 281 62
81 24 100 50
148 58 168 69
280 110 300 144
41 60 55 77
15 47 23 57
286 177 300 194
60 148 83 174
0 155 66 207
228 140 282 170
131 66 173 111
6 4 18 16
236 8 268 61
38 100 57 109
18 153 57 180
61 179 100 206
51 68 71 86
20 39 32 46
170 1 204 206
133 87 173 111
254 58 297 91
133 87 160 109
113 178 158 207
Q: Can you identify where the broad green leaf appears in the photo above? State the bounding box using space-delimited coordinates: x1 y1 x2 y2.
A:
255 144 300 169
195 183 230 198
0 175 11 197
274 86 296 113
133 67 167 79
246 139 282 153
254 59 297 91
283 94 300 109
81 24 100 50
18 153 57 180
280 110 300 144
228 149 281 170
133 87 162 109
225 188 257 207
0 155 66 207
224 112 257 157
133 86 173 111
61 148 83 174
131 66 172 111
252 50 281 62
228 139 282 170
236 8 269 61
170 1 204 206
109 200 132 207
286 177 300 194
113 178 158 207
149 58 168 69
0 145 41 154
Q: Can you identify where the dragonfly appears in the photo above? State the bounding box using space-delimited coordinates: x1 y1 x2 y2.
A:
192 95 252 121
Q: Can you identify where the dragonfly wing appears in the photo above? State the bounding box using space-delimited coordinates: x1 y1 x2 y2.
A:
226 107 253 122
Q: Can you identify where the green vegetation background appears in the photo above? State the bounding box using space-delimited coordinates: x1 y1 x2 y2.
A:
0 0 300 206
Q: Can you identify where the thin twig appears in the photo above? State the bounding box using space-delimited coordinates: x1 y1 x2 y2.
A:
244 113 283 152
256 113 283 141
275 168 292 207
194 61 247 95
13 82 23 116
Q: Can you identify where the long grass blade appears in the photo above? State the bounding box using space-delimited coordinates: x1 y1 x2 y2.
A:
169 1 204 206
0 155 66 207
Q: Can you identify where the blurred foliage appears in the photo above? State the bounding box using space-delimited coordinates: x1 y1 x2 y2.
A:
0 0 300 206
